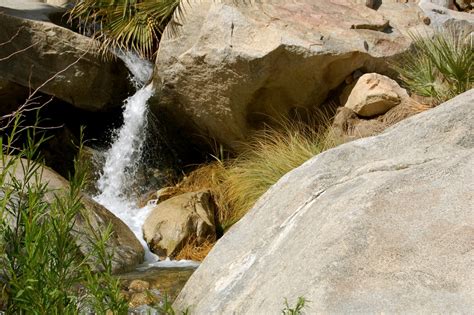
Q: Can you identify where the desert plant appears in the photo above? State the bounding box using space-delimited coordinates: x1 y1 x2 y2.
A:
393 26 473 104
68 0 185 59
281 296 309 315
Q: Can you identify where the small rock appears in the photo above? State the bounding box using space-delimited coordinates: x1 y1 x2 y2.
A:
344 73 409 117
143 191 217 258
454 0 472 11
128 292 156 308
128 280 150 292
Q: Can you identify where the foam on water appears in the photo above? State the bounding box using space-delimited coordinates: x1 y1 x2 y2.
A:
93 54 198 267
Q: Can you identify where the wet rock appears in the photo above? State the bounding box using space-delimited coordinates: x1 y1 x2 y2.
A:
119 267 195 309
143 191 217 258
128 280 150 293
128 292 156 308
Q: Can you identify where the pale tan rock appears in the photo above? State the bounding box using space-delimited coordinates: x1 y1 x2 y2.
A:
344 73 409 117
143 191 216 258
174 90 474 314
152 0 425 149
128 280 150 292
45 0 73 7
419 0 474 29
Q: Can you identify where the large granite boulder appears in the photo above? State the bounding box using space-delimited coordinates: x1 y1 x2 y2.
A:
0 0 133 111
174 89 474 313
152 0 427 149
2 158 144 273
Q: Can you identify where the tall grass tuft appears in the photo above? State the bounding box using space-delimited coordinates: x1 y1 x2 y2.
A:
222 116 339 224
392 26 473 104
172 112 341 231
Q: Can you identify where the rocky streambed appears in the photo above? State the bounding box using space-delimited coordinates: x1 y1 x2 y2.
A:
1 0 472 313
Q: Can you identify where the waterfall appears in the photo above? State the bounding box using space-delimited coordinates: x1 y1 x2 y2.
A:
93 53 198 267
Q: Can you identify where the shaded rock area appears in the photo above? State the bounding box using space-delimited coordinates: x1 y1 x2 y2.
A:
143 191 217 259
0 0 133 112
1 158 144 273
174 90 474 313
152 0 427 149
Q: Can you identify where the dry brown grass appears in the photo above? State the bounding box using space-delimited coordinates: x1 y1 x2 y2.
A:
175 237 215 261
381 98 434 126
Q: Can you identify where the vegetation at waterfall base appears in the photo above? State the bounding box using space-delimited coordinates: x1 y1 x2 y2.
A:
0 114 127 313
169 112 342 244
68 0 184 59
392 26 473 105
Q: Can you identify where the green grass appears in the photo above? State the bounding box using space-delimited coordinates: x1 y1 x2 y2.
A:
282 296 309 315
392 26 473 104
222 120 337 225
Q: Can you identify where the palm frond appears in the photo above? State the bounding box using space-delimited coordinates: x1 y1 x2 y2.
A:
68 0 184 59
392 26 473 104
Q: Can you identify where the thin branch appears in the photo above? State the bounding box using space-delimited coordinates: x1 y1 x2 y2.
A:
0 42 39 62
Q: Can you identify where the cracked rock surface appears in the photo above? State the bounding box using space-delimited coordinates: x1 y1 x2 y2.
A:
174 89 474 314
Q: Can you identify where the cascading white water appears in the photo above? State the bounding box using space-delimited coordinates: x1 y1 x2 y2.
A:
94 53 198 267
94 82 157 261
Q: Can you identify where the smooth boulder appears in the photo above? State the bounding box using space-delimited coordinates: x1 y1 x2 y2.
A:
152 0 426 149
143 191 216 258
344 73 409 117
174 89 474 313
0 0 133 111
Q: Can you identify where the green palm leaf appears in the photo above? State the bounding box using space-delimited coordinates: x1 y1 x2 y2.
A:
68 0 184 59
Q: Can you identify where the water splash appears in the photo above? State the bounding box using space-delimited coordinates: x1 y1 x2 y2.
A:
94 81 158 262
93 55 197 267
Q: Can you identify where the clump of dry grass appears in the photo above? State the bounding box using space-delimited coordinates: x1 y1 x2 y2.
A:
175 237 215 261
222 118 339 223
381 98 434 126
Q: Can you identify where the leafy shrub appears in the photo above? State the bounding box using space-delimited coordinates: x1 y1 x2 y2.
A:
393 26 473 104
0 115 127 313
